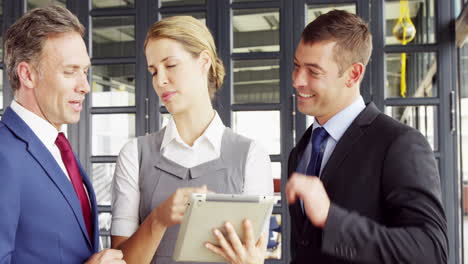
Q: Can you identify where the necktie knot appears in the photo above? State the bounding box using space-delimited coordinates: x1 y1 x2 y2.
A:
55 132 72 153
311 127 329 152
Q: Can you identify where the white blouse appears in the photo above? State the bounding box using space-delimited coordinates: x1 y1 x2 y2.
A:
111 113 273 237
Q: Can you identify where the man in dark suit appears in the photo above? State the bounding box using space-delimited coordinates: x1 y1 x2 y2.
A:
285 10 448 263
204 9 447 264
0 6 124 264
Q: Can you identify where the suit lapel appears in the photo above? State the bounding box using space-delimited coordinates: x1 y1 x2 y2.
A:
2 107 94 249
299 122 365 236
319 123 364 185
295 126 313 169
289 126 313 233
77 159 99 251
319 103 380 185
300 103 381 236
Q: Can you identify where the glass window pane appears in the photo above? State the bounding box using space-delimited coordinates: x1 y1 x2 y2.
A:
307 4 356 24
385 105 437 151
306 115 314 128
98 212 111 249
92 0 134 9
161 0 205 7
461 45 468 100
160 12 206 25
161 113 171 128
92 16 135 58
92 114 135 156
92 64 135 107
234 0 277 2
27 0 66 10
385 52 437 98
271 162 281 195
92 163 115 206
459 44 468 264
464 184 468 263
232 111 280 155
234 59 279 104
233 9 279 53
385 0 435 45
271 162 281 180
266 214 281 260
0 69 3 110
99 235 111 250
0 0 3 60
465 188 468 264
460 45 468 182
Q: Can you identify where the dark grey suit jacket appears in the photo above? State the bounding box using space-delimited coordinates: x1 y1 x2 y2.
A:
288 103 448 264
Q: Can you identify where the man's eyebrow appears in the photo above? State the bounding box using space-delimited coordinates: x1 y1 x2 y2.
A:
304 63 325 73
294 57 326 73
63 64 91 70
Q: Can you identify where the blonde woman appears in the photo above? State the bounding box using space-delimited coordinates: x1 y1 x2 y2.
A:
110 16 273 264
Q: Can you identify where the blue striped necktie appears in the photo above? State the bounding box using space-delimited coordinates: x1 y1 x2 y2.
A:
306 127 329 177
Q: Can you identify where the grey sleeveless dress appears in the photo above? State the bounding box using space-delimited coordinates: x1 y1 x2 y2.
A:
137 127 252 264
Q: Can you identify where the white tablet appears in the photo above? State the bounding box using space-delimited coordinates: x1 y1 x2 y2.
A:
173 193 276 263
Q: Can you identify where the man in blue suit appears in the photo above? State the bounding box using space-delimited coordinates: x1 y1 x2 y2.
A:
0 6 125 264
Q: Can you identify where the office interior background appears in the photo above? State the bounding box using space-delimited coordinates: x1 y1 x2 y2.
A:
0 0 467 263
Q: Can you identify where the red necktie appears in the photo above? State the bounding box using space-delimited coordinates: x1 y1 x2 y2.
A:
55 132 93 242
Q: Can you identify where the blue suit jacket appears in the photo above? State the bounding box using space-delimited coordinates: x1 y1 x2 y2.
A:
0 107 100 263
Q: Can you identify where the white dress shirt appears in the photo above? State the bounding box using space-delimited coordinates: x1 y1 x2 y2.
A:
10 100 71 181
111 112 274 237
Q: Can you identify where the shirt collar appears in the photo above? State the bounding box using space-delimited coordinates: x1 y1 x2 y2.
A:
312 96 366 142
160 111 225 154
10 100 61 147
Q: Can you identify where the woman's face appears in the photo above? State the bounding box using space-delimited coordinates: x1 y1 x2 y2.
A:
145 38 211 115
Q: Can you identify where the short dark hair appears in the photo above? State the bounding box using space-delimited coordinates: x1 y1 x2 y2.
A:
302 9 372 75
4 5 85 92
